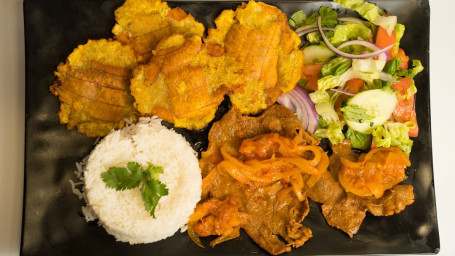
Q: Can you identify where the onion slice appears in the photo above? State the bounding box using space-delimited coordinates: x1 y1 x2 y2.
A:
336 39 391 62
317 16 393 60
296 25 335 37
337 17 366 25
330 88 355 96
379 72 397 83
277 86 319 134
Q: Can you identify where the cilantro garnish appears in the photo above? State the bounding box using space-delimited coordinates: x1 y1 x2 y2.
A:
101 161 169 218
341 104 373 123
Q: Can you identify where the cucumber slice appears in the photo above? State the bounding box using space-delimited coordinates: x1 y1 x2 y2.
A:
303 45 336 64
343 89 397 133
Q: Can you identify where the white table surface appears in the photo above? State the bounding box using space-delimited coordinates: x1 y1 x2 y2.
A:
1 0 454 255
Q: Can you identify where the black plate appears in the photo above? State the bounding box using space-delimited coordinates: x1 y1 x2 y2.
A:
22 0 439 255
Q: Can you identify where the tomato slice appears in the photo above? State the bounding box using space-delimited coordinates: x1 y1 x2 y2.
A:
397 48 409 69
390 77 419 137
375 26 396 57
335 78 365 119
301 64 324 91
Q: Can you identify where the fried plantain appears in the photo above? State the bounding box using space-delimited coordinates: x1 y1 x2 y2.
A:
130 33 243 130
112 0 204 63
50 39 137 137
206 1 304 115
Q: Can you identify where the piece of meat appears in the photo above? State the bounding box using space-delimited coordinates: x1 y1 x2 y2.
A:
198 105 320 254
112 0 204 63
338 147 411 198
49 39 137 137
130 34 242 130
362 184 414 216
189 196 250 248
308 141 414 237
206 1 304 115
207 169 312 255
199 105 317 177
321 193 366 238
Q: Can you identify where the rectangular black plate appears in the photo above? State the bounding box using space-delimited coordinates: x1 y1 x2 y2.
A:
22 0 439 255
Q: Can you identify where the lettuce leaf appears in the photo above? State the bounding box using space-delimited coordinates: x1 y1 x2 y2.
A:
334 0 397 35
345 127 372 150
321 56 352 77
289 10 307 28
382 57 402 75
392 23 405 56
310 90 345 144
330 23 373 46
317 58 385 91
334 0 384 22
372 122 413 155
291 6 338 30
396 59 424 79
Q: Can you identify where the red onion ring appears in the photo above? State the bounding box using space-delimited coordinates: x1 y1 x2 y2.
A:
277 86 319 133
337 17 366 25
330 88 355 96
296 26 335 37
317 16 393 60
336 39 391 62
379 72 397 83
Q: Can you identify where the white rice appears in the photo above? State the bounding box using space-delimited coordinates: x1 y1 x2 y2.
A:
81 117 202 244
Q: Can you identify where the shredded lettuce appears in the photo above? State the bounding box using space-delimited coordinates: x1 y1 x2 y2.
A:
372 122 413 155
319 6 339 27
334 0 397 35
345 127 372 150
310 90 345 144
289 10 306 28
396 59 424 79
392 23 405 56
317 58 385 91
318 70 355 91
392 60 423 99
382 57 402 75
289 6 338 29
374 15 397 35
330 23 373 46
321 57 352 77
334 0 384 21
352 58 386 75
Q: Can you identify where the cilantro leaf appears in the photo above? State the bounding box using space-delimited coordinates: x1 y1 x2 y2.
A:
297 79 307 88
101 162 142 190
101 161 168 218
146 163 164 180
141 179 169 218
341 104 373 123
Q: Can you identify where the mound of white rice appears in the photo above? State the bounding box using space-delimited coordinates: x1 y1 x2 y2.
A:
82 117 201 244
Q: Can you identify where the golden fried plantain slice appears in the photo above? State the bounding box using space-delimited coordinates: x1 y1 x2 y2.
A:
112 0 204 63
206 1 304 115
130 33 243 130
50 39 137 137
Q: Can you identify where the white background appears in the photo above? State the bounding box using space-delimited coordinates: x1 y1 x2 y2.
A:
0 0 453 255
